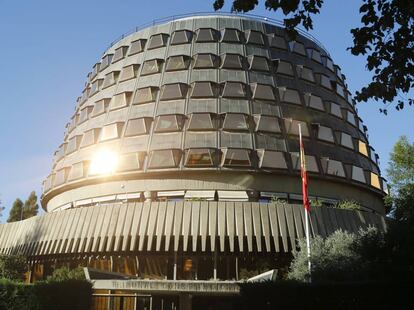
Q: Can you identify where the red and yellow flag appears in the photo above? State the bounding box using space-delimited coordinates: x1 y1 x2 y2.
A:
299 126 310 213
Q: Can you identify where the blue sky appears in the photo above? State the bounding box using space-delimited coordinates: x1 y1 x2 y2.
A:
0 0 412 221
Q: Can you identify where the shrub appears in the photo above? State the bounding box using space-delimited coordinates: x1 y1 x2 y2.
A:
0 255 27 281
47 266 85 282
334 200 361 210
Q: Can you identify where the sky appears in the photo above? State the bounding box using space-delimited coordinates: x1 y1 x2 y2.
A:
0 0 412 221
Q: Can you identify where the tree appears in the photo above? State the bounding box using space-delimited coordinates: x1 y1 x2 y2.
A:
387 136 414 192
23 191 38 220
0 255 27 281
47 266 85 282
213 0 414 113
7 199 24 223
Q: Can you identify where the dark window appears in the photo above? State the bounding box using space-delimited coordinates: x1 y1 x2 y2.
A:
129 39 146 55
296 65 315 83
132 87 159 104
148 149 181 169
124 118 152 137
254 115 280 133
90 79 103 96
274 60 294 76
185 148 216 167
246 30 264 45
221 28 242 43
154 114 185 133
119 64 139 82
284 119 309 136
278 87 301 105
291 153 319 172
191 81 217 98
141 59 163 76
193 53 219 69
258 150 287 169
321 157 346 177
148 33 169 50
289 41 306 56
165 55 191 71
268 34 287 50
100 54 113 71
187 113 215 131
304 93 324 111
307 48 322 63
196 28 219 42
248 55 269 72
223 113 249 131
112 46 128 63
160 83 188 100
222 82 246 98
171 30 193 45
221 54 244 69
222 148 251 167
317 125 335 143
251 83 275 101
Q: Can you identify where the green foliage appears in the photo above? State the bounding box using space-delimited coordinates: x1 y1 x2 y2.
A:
47 266 85 282
7 192 39 223
0 279 92 310
387 136 414 192
0 255 27 281
334 200 361 210
7 199 24 223
310 199 322 207
239 258 273 280
213 0 414 112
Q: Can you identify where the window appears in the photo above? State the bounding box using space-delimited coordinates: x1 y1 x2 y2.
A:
278 87 301 105
304 93 324 111
245 30 264 45
370 173 381 189
322 56 334 71
221 132 252 148
340 132 354 149
119 64 139 82
222 81 246 98
336 84 345 97
358 140 369 156
254 115 280 133
274 60 294 77
109 92 132 110
81 128 100 148
291 153 319 172
171 30 193 45
268 34 287 50
352 166 366 183
196 28 219 42
91 63 100 79
100 122 124 141
185 132 217 148
141 59 163 76
329 102 342 118
221 148 251 167
102 71 120 89
251 83 275 101
306 48 322 63
319 74 332 90
193 53 219 69
100 54 113 71
221 28 242 43
317 125 335 143
284 119 309 136
187 113 215 131
55 143 66 161
117 153 142 171
90 79 103 96
154 114 185 132
68 161 87 181
221 54 244 69
335 66 343 80
80 88 89 104
129 39 146 55
347 111 356 126
54 168 69 186
66 135 82 155
112 46 129 63
92 98 110 117
248 55 269 72
191 81 217 98
184 148 216 167
78 106 93 124
160 83 188 100
255 134 286 151
296 65 315 83
132 86 159 104
258 150 287 169
124 118 152 136
147 33 169 50
222 113 249 131
148 149 182 169
289 41 306 55
321 158 346 177
165 55 191 71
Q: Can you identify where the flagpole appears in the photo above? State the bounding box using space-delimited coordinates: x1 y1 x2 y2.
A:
298 123 312 283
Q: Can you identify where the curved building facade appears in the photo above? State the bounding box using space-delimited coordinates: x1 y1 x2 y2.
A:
0 14 387 299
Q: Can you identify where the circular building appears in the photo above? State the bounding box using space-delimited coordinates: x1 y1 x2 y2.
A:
0 13 387 304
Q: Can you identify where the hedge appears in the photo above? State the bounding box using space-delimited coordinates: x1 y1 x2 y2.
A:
0 279 92 310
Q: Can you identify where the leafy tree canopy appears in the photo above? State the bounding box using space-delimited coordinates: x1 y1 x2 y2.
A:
387 135 414 191
213 0 414 113
0 255 27 281
47 266 85 282
7 192 39 223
